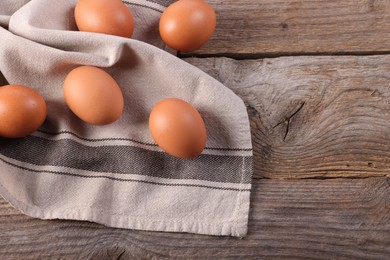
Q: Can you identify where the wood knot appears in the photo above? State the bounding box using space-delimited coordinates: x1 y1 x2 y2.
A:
273 102 305 141
280 22 289 29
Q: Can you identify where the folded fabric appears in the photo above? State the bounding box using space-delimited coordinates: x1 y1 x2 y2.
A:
0 0 253 237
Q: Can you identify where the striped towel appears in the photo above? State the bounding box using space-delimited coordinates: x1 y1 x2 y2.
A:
0 0 252 237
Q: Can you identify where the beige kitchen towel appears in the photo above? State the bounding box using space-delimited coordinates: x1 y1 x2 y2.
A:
0 0 253 237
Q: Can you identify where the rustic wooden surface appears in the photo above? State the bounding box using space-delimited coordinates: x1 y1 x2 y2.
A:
187 0 390 57
1 178 389 259
188 56 390 179
2 0 390 259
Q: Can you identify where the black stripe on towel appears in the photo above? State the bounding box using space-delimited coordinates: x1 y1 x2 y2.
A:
0 135 252 184
0 156 251 192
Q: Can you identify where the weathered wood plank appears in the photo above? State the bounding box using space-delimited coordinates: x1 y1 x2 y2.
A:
0 177 389 259
186 0 390 57
186 55 390 179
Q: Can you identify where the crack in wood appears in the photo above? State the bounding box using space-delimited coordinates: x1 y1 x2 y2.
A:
272 101 306 141
283 119 290 141
117 249 126 260
105 247 127 260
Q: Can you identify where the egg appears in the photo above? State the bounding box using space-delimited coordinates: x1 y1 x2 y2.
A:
159 0 216 52
63 66 124 125
149 98 207 159
74 0 134 38
0 85 47 138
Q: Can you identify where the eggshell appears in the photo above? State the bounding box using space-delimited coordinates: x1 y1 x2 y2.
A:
149 98 207 159
0 85 47 138
74 0 134 38
63 66 124 125
159 0 216 52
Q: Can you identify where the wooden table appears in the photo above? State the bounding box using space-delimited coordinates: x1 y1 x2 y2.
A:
1 0 390 258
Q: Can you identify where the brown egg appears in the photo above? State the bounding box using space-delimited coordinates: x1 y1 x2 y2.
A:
0 85 47 138
64 66 124 125
159 0 216 52
74 0 134 38
149 98 207 159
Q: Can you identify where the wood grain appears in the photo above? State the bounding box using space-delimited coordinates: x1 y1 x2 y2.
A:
185 0 390 57
186 55 390 179
0 177 388 259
